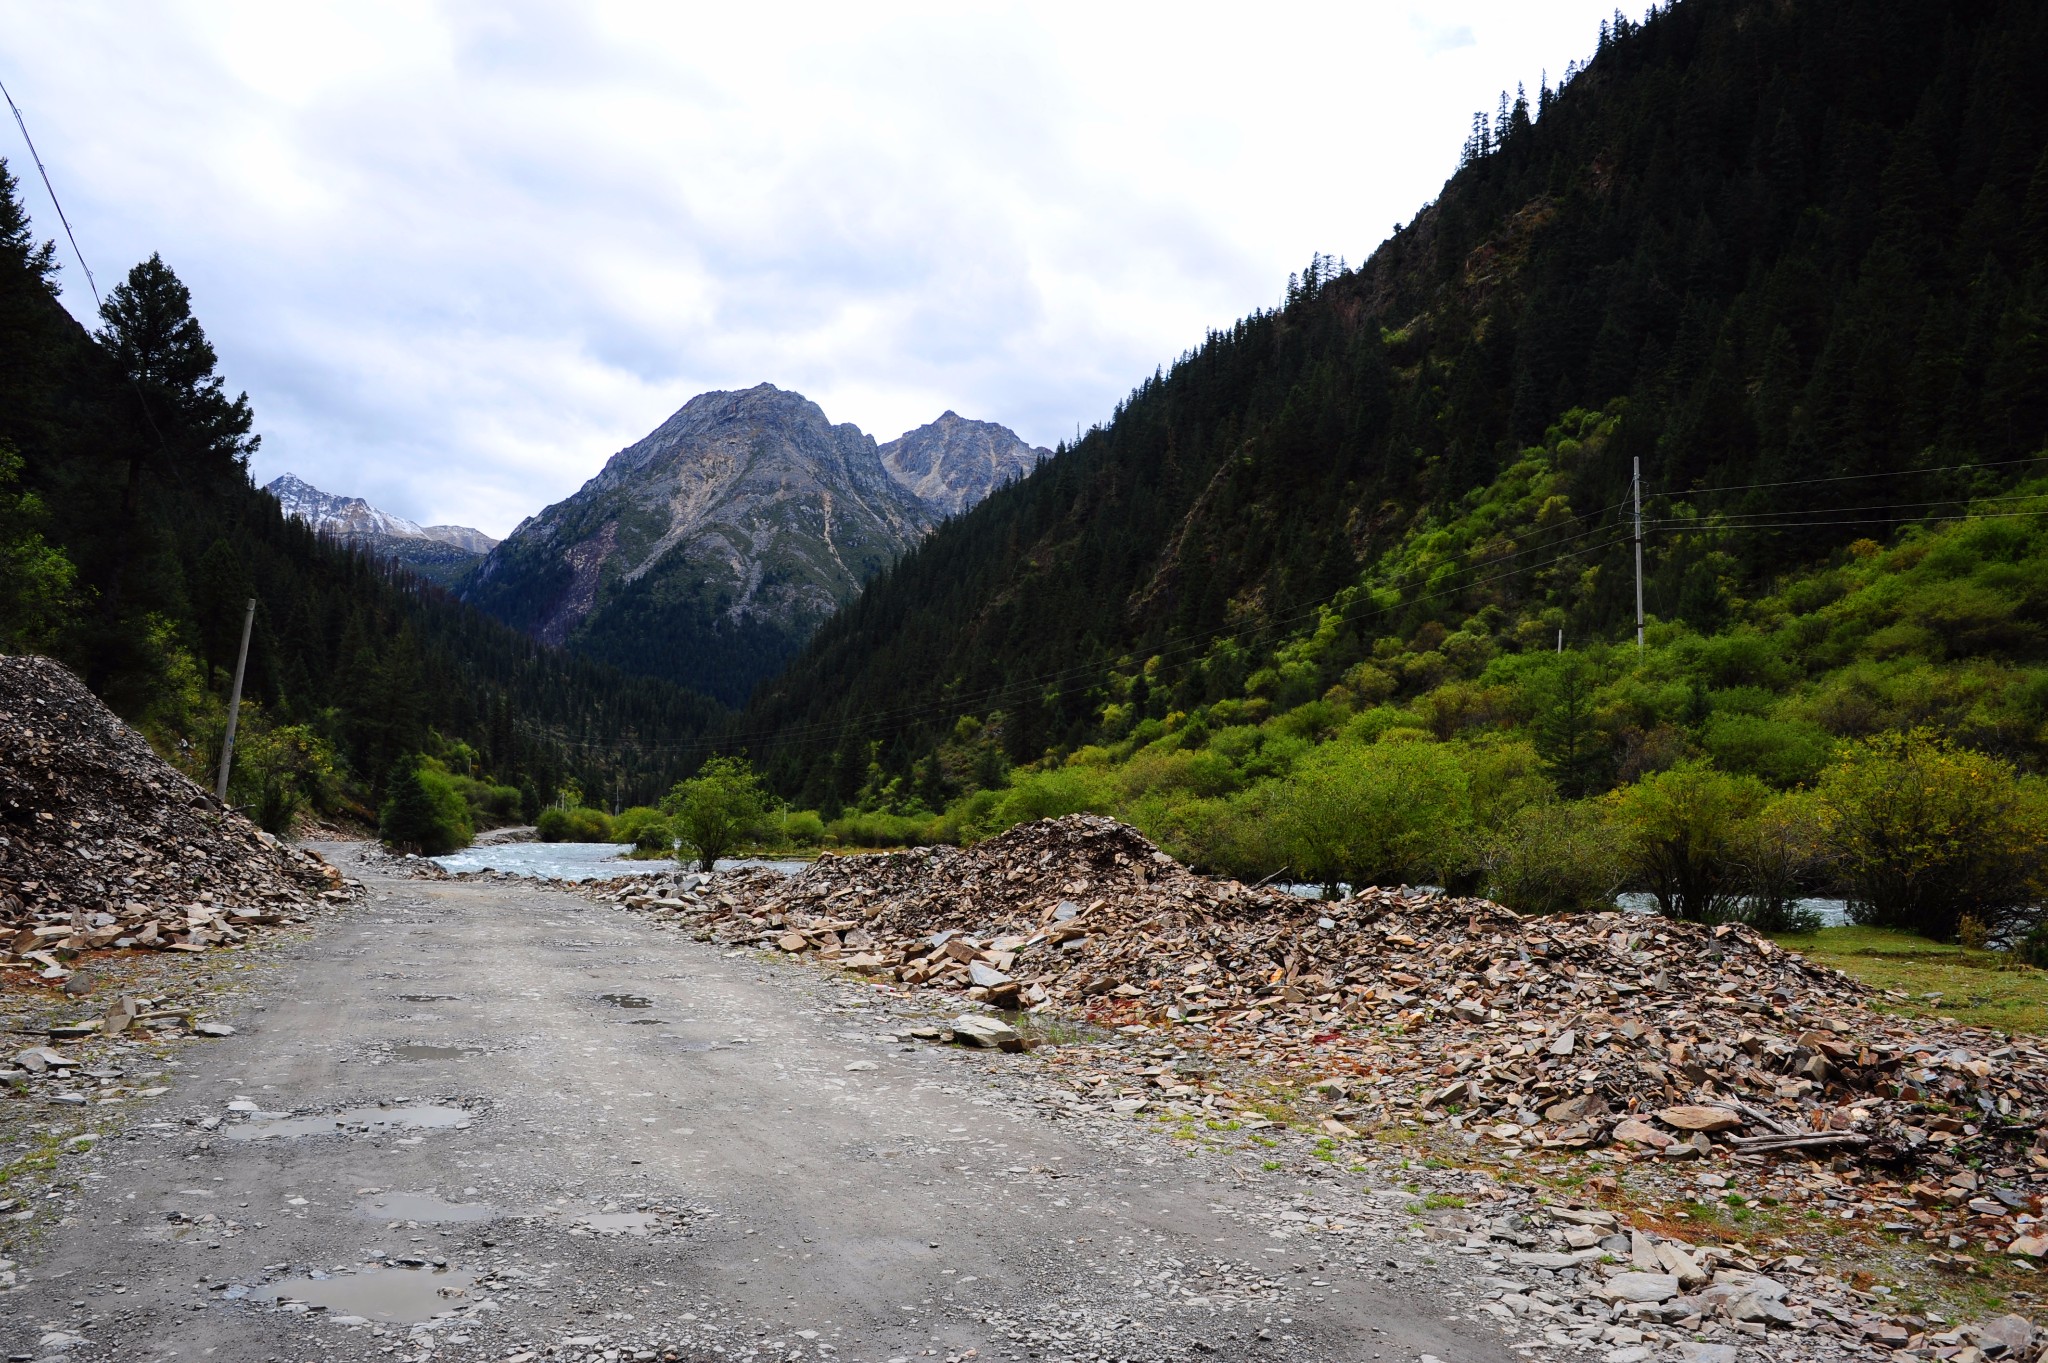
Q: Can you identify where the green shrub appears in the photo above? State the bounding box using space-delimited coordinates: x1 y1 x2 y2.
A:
610 805 674 851
449 776 522 825
536 805 614 842
1270 738 1472 891
1606 761 1769 922
2017 919 2048 968
827 809 943 848
662 755 768 870
1478 800 1620 915
1126 786 1287 882
780 809 826 847
1731 792 1828 931
1699 712 1835 788
379 754 473 855
230 719 341 835
1814 729 2048 941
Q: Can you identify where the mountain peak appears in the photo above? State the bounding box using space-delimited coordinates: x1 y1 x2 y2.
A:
461 385 1049 702
263 473 498 585
880 412 1048 518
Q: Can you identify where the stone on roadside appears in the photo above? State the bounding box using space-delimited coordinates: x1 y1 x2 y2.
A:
1612 1117 1673 1148
1600 1272 1681 1304
949 1015 1021 1049
1655 1104 1743 1132
967 961 1013 989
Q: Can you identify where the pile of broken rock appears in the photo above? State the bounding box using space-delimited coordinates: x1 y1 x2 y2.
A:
586 815 2048 1265
0 655 353 987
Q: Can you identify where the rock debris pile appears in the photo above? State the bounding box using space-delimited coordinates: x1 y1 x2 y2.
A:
1450 1195 2040 1360
589 815 2048 1266
0 655 352 986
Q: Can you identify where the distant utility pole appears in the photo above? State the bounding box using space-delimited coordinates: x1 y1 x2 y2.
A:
214 597 256 804
1632 456 1645 653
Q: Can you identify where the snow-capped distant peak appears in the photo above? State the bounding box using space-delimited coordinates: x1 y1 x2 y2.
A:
263 473 498 553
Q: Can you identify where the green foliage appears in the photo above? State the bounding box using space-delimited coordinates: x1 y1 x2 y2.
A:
1813 731 2048 941
1606 762 1770 922
827 809 944 849
536 806 614 842
228 713 341 835
378 754 473 855
1477 800 1622 916
610 805 674 851
663 755 768 871
1271 739 1474 892
777 808 826 847
0 443 77 653
1730 792 1829 933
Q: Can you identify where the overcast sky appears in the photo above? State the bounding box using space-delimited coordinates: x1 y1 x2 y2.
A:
7 1 1620 537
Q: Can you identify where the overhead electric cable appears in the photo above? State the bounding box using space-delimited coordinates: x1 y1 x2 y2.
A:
1 77 100 308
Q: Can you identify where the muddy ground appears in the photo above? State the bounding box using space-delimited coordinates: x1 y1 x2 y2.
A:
2 844 1518 1363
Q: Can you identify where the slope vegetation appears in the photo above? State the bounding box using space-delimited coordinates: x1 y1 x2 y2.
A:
746 0 2048 815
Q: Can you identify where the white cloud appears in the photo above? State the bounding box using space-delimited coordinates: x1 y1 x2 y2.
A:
5 0 1620 536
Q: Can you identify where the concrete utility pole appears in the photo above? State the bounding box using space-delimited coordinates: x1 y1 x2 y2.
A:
214 597 256 804
1632 456 1645 652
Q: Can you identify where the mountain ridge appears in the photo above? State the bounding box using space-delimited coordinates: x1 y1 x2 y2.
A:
263 473 498 585
742 0 2048 810
461 383 1047 704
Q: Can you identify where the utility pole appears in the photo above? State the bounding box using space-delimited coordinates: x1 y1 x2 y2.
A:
1556 628 1563 654
214 598 256 804
1632 456 1645 653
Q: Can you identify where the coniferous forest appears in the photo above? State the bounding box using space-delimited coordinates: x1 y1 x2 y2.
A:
730 0 2048 942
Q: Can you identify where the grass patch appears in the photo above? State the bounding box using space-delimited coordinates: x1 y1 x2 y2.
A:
0 1129 63 1190
1770 925 2048 1034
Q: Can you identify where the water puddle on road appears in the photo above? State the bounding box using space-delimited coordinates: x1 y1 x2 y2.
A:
390 1043 484 1062
396 993 461 1003
259 1265 474 1322
580 1211 659 1234
599 993 655 1008
226 1104 473 1141
354 1191 496 1223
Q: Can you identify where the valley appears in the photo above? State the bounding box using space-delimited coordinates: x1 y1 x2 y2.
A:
7 0 2048 1358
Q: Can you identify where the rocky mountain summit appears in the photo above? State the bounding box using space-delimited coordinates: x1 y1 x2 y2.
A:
264 473 499 584
879 410 1046 518
462 384 1047 704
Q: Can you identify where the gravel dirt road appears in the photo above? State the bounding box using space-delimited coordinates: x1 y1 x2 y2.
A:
4 847 1515 1363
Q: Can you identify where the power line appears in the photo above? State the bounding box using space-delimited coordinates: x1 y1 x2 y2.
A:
1 78 99 308
1652 452 2048 501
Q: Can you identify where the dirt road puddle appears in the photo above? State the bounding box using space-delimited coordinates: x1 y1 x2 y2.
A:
355 1191 496 1223
259 1265 474 1321
599 993 654 1008
396 993 461 1003
580 1211 659 1234
390 1043 484 1062
226 1103 473 1141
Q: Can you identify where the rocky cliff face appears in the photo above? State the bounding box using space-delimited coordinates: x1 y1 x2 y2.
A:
465 384 995 704
264 474 498 585
880 411 1048 519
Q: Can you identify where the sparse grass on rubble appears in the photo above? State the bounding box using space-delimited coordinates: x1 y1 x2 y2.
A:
1772 925 2048 1034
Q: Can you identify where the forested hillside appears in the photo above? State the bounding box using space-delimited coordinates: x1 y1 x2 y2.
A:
0 163 720 830
747 0 2048 789
736 0 2048 940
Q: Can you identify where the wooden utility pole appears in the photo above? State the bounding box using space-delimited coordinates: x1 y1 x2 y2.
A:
214 597 256 803
1632 456 1645 652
